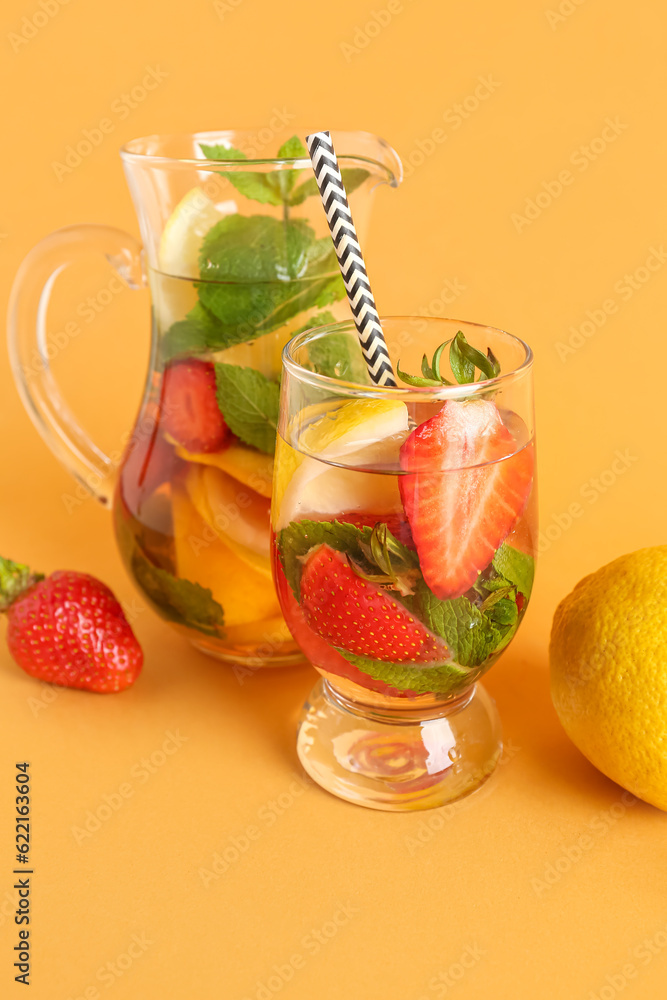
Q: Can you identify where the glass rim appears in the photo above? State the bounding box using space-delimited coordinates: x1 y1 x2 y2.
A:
283 316 534 399
119 129 401 184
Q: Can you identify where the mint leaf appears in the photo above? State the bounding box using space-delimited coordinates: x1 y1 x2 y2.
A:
289 168 370 207
486 597 519 627
292 309 337 337
265 136 309 202
161 301 225 361
395 362 443 388
254 271 345 335
410 584 502 667
162 275 345 359
200 215 317 282
399 331 501 389
277 136 308 159
492 544 535 598
200 143 284 207
131 551 225 638
277 518 415 601
195 215 344 345
294 311 368 383
201 136 310 207
337 650 472 696
214 363 280 454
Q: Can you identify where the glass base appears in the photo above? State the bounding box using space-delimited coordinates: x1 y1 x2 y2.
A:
297 679 502 811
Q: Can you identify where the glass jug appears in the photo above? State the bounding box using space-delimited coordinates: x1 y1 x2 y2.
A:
8 129 402 668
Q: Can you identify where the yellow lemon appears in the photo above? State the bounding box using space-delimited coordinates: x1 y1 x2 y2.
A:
152 187 235 329
159 187 233 278
183 465 272 576
550 546 667 811
173 440 274 498
274 399 408 530
171 487 279 626
298 398 409 460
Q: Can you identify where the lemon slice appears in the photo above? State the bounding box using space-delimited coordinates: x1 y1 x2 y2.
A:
275 399 408 530
272 435 305 528
152 188 235 329
159 187 234 278
173 440 274 498
171 488 279 626
299 398 409 461
184 464 273 577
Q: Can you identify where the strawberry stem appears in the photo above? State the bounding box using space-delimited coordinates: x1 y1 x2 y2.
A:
0 557 44 612
397 331 501 388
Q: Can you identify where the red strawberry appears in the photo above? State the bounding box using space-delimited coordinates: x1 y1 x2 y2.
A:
119 422 180 515
272 552 414 698
0 558 143 693
399 400 534 600
299 545 449 663
161 359 229 453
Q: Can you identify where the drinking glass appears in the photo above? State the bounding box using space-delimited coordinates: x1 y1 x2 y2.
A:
272 317 536 809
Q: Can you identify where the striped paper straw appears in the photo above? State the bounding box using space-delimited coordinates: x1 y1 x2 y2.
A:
305 130 397 387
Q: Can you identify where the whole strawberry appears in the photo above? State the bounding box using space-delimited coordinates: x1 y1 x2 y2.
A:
0 557 143 693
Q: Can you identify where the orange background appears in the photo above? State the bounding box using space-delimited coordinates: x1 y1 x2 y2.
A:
1 1 667 998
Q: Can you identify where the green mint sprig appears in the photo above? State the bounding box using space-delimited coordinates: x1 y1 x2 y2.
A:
162 217 345 361
214 363 280 454
397 331 501 388
162 135 369 361
292 311 369 384
131 552 225 638
200 136 369 216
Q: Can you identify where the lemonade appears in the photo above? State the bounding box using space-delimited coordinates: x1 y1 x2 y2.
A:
272 396 537 700
113 268 299 663
112 134 374 664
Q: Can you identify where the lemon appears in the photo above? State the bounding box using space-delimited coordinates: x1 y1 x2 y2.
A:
171 487 279 625
184 465 272 576
550 546 667 811
159 187 233 278
298 398 409 460
273 399 409 530
152 187 234 329
173 440 274 498
272 435 305 528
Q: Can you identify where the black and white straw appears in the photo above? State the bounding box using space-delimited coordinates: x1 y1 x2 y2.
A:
305 130 397 387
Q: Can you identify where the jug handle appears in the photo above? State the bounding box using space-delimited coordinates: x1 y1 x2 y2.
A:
7 224 146 508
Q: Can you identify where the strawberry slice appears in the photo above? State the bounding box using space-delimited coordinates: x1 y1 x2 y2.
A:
161 359 229 453
399 399 534 600
273 554 413 697
300 545 449 663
